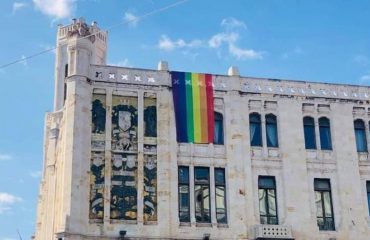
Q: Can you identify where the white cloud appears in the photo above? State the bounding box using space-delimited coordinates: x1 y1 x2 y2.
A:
33 0 76 19
12 2 29 14
157 17 263 60
221 17 247 30
208 32 238 48
0 193 22 214
209 32 263 60
124 12 139 27
360 73 370 85
29 170 42 178
109 58 133 68
354 54 369 66
20 55 28 67
0 154 12 161
158 35 202 51
229 43 263 60
281 47 304 59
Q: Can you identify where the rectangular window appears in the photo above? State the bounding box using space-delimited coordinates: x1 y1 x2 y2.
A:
215 168 227 224
367 181 370 216
178 166 190 222
194 167 211 223
258 176 278 225
314 179 335 231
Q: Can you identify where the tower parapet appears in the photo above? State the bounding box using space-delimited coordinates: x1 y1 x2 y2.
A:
53 18 107 111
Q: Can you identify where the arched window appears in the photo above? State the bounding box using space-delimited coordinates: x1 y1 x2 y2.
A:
303 116 316 149
250 113 262 146
214 112 224 145
319 117 332 150
354 119 367 152
266 114 278 148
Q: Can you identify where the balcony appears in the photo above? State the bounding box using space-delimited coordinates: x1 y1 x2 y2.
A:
253 224 294 240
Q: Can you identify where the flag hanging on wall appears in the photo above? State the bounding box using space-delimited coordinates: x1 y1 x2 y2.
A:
171 71 214 143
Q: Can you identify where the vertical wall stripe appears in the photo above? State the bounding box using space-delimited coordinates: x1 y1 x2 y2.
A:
185 72 194 142
199 74 208 143
205 74 214 143
192 73 201 142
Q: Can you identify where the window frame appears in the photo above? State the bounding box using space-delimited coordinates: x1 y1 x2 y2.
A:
265 114 279 148
258 176 278 225
214 111 224 145
178 166 190 223
303 116 317 150
314 178 335 231
250 112 263 147
354 119 368 152
367 181 370 217
318 117 332 150
194 167 211 223
214 168 227 224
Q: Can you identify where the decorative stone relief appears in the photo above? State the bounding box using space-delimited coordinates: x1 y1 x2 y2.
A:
110 153 138 220
90 92 106 220
143 95 157 222
111 96 138 152
110 95 138 220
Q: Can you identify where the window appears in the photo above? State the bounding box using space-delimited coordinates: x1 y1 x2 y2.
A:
215 168 227 224
250 113 262 146
367 181 370 216
266 114 279 147
258 176 278 225
314 179 335 231
354 119 367 152
194 167 211 223
319 117 332 150
214 112 224 145
303 117 316 149
178 166 190 222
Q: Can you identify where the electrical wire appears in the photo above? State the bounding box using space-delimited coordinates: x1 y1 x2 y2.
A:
0 0 189 69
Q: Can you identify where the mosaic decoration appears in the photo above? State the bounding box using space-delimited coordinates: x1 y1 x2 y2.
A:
110 153 138 220
171 72 214 143
143 96 157 222
111 95 138 220
90 92 106 219
89 151 105 219
144 155 157 221
111 96 138 152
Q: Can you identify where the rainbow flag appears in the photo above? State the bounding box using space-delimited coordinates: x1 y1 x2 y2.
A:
171 71 214 143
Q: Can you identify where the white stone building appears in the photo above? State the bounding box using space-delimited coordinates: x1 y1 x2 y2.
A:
34 18 370 240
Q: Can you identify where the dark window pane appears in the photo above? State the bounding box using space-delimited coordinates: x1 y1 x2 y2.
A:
258 189 267 216
266 114 279 147
323 192 333 217
195 185 211 223
258 176 276 189
315 192 323 217
178 166 189 184
354 120 367 152
250 113 262 146
314 179 331 191
215 168 225 185
214 112 224 145
195 167 209 184
367 181 370 216
304 117 316 149
216 186 227 223
258 176 278 225
319 117 332 150
314 179 335 231
267 189 277 216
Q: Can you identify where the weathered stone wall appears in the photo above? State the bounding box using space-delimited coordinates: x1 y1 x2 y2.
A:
35 20 370 240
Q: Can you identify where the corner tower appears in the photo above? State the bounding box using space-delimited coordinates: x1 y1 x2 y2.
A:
53 18 107 111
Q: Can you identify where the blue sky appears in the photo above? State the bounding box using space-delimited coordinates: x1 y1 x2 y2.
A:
1 0 370 238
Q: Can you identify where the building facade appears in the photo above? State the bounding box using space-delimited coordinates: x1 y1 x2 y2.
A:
35 19 370 240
